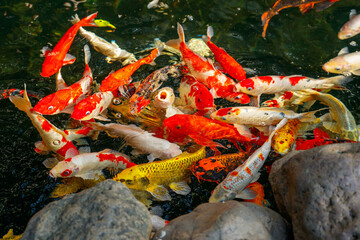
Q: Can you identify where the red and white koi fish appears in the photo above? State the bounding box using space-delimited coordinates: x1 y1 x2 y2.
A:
41 12 98 77
235 75 351 105
88 122 182 161
99 48 161 92
34 45 93 115
128 65 181 115
49 149 135 179
202 26 246 81
167 23 250 104
10 88 79 159
209 118 288 203
175 75 214 114
71 90 114 121
338 9 360 40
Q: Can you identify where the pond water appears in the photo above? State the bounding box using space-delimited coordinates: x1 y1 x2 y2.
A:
0 0 359 235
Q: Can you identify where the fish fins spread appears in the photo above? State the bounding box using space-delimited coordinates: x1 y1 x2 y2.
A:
146 184 172 201
234 124 253 140
42 157 59 169
77 171 103 180
323 121 340 134
235 187 257 200
168 181 191 195
63 53 76 66
299 3 315 14
316 1 336 12
188 134 226 150
298 108 327 123
351 69 360 76
165 39 180 51
9 85 31 112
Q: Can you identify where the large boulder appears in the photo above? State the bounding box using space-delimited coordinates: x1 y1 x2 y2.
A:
152 201 289 240
270 143 360 240
21 180 152 240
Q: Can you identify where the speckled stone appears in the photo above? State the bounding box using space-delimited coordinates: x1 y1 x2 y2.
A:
152 201 289 240
21 180 151 240
270 143 360 240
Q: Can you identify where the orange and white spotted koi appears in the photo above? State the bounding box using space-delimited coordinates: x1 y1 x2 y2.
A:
202 26 246 81
10 88 79 159
34 45 93 115
168 23 250 104
209 118 288 203
49 149 135 179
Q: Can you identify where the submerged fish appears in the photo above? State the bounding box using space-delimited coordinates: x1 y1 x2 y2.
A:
209 118 288 203
50 149 134 179
338 10 360 40
113 146 206 201
271 119 301 155
261 0 340 38
322 47 360 76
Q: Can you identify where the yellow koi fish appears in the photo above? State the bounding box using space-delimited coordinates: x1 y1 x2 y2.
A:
113 146 206 201
271 119 301 155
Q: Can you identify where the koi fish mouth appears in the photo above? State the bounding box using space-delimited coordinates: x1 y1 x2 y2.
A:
49 171 56 178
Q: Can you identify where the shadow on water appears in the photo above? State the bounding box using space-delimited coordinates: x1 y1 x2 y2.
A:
0 0 359 235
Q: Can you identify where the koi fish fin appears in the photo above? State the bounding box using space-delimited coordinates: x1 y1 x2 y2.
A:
78 146 91 154
313 128 330 139
201 25 213 43
234 124 253 140
55 70 68 91
147 184 172 201
299 108 327 123
299 3 315 14
9 85 32 112
165 39 180 51
351 69 360 76
316 1 336 12
35 140 50 153
165 106 184 118
77 171 103 180
324 75 353 89
302 100 316 111
243 67 256 76
94 115 111 121
61 105 75 115
63 53 76 66
251 172 261 183
43 157 59 169
40 46 52 57
249 95 260 107
147 0 160 9
64 147 80 159
323 121 340 134
261 9 273 38
349 9 357 19
169 181 191 195
70 14 80 24
84 44 91 66
177 22 186 44
189 134 226 149
78 12 98 27
235 188 257 200
338 47 349 56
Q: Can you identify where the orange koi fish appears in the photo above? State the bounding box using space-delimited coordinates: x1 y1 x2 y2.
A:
243 182 269 207
163 114 253 153
167 23 250 104
10 89 79 159
71 90 115 121
261 0 341 38
34 45 93 115
209 118 288 203
99 48 161 92
202 26 246 81
0 88 42 100
128 65 181 115
41 12 98 77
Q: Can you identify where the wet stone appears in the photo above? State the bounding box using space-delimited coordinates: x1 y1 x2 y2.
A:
21 180 152 240
269 143 360 240
152 201 290 240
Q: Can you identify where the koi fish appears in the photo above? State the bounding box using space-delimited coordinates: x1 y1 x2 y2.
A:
243 182 269 207
338 9 360 40
261 0 340 38
0 88 42 100
87 122 182 161
152 87 184 118
71 14 137 64
175 75 215 114
271 119 301 155
295 128 355 150
41 12 98 77
163 114 253 153
293 89 359 141
190 151 249 183
71 90 114 121
128 65 182 115
322 47 360 76
113 146 206 201
99 47 161 92
209 118 288 203
9 88 79 159
202 26 246 81
34 45 93 115
235 75 351 106
49 149 135 180
210 106 321 128
167 23 250 104
261 91 297 108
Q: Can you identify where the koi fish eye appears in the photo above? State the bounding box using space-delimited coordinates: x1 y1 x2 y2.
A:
335 67 341 71
125 180 133 185
48 106 54 110
176 125 181 129
115 113 122 118
60 169 72 177
53 140 60 145
113 98 121 105
85 111 90 115
247 87 253 91
119 179 125 182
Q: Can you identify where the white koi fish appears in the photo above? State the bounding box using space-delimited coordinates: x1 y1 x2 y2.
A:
49 149 135 179
209 118 288 203
338 9 360 40
322 47 360 76
153 87 183 118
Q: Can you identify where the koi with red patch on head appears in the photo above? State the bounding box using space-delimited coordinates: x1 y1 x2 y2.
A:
50 149 134 179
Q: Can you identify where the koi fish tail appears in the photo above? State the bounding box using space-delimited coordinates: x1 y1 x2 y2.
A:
9 86 32 113
292 89 318 105
143 46 163 65
78 12 98 27
324 75 353 90
299 3 315 14
177 22 186 43
298 108 328 123
261 10 273 38
202 26 214 43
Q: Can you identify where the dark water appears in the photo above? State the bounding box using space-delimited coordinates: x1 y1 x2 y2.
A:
1 0 359 235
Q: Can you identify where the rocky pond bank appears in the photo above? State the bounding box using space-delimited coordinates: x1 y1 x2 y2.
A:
18 143 360 240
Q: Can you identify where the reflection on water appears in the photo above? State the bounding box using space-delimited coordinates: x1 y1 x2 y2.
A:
0 0 359 235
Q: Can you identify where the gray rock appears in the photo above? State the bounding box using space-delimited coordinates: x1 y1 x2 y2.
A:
22 180 152 240
270 143 360 240
152 201 289 240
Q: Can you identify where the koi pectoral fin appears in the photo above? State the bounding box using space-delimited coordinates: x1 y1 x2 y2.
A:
146 184 172 201
169 181 191 195
235 188 257 200
188 134 226 149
